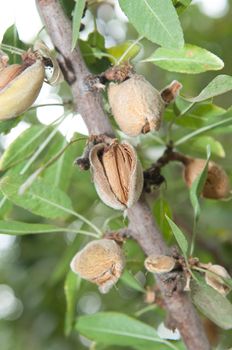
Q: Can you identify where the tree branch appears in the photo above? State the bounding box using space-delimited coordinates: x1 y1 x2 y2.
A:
36 1 210 349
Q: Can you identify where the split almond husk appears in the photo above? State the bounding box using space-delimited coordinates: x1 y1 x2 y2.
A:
205 264 231 296
34 40 63 86
70 239 125 293
0 52 45 121
89 140 144 210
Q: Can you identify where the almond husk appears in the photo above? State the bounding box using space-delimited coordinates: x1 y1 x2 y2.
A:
70 239 125 293
184 158 230 199
89 141 144 210
205 264 231 296
0 59 45 120
108 74 165 136
145 255 176 274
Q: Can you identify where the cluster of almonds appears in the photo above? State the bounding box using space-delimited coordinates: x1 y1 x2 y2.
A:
4 43 228 293
145 255 231 296
71 65 231 292
70 70 181 291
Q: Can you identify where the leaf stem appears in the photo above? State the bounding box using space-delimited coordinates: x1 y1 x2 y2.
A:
134 304 157 317
18 137 87 193
0 196 7 210
175 114 232 146
19 113 68 175
0 43 25 56
116 35 144 65
190 218 197 257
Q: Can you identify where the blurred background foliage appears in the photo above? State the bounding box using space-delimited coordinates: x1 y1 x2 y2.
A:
0 0 232 349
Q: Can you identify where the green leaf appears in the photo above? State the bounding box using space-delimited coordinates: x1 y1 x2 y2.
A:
188 136 225 158
167 103 225 130
0 220 68 235
42 135 77 192
223 277 232 289
173 0 192 14
0 195 12 218
119 0 184 49
120 269 145 293
107 41 141 64
64 271 81 336
0 117 22 135
165 215 188 260
0 175 74 219
153 197 173 241
0 125 49 171
175 108 232 146
144 44 224 73
189 147 210 222
71 0 85 51
191 279 232 330
185 75 232 102
1 25 28 63
76 312 180 350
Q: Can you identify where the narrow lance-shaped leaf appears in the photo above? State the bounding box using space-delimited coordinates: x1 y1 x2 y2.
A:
188 146 211 256
119 0 184 49
189 146 210 223
0 175 74 219
175 108 232 146
65 271 81 336
189 136 224 158
0 220 70 235
76 312 180 350
72 0 86 51
42 134 77 192
0 125 49 171
153 197 173 241
120 269 145 293
143 44 224 74
106 41 141 64
165 215 188 260
0 118 22 135
185 75 232 102
191 279 232 330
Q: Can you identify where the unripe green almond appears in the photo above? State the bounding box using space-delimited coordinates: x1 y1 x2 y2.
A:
0 60 45 120
184 158 230 199
108 74 165 137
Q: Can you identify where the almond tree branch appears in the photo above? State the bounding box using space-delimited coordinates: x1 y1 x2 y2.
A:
36 1 210 349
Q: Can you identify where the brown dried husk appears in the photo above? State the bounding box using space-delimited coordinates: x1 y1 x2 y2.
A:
184 158 230 199
89 141 144 210
70 239 124 293
108 74 165 136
